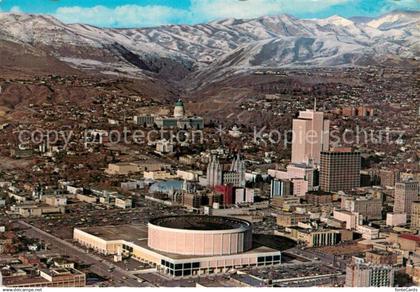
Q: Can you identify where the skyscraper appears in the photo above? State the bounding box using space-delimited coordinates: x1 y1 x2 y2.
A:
320 148 361 192
206 155 223 188
291 107 330 166
394 180 419 216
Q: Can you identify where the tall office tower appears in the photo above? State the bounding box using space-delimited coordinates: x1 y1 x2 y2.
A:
320 148 361 192
394 180 419 216
411 201 420 230
206 155 222 187
291 106 330 166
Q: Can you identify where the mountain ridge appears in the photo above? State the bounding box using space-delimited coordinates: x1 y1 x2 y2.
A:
0 11 418 79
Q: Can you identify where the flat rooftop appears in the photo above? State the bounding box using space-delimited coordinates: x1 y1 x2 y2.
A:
3 275 49 286
334 209 354 215
77 224 148 242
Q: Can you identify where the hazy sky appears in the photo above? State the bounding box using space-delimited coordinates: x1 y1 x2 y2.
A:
0 0 419 27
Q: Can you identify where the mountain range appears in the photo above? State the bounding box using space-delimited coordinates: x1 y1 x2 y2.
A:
0 11 419 80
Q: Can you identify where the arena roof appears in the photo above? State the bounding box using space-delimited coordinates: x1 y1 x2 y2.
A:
149 215 251 231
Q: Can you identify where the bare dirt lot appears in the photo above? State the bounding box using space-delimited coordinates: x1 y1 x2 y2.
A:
0 156 33 170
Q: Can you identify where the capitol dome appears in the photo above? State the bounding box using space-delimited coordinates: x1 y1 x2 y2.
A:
174 99 185 118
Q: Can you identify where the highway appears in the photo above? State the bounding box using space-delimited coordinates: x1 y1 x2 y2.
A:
18 220 148 287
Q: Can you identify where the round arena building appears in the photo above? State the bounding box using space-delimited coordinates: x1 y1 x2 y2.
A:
148 215 252 256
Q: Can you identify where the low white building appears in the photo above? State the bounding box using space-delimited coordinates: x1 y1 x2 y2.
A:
176 170 202 182
144 171 176 181
333 209 359 230
67 185 83 195
156 139 174 154
356 225 380 240
386 213 407 227
115 197 132 209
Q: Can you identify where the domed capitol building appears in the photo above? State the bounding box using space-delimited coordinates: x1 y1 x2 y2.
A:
154 99 204 130
173 99 185 118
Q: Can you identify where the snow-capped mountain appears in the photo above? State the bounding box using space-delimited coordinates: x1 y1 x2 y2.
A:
205 12 419 70
0 11 418 77
367 10 419 30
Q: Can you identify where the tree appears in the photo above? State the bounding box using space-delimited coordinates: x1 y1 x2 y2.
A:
394 271 413 287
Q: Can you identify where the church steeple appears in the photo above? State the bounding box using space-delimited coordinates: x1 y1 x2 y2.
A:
207 154 222 187
230 153 246 187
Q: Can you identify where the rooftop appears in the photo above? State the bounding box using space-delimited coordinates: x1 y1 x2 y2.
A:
367 249 396 256
399 234 420 242
77 224 148 242
149 215 251 231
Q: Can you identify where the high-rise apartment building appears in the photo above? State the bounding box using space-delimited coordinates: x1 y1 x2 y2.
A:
393 180 419 216
320 148 361 192
291 108 330 166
